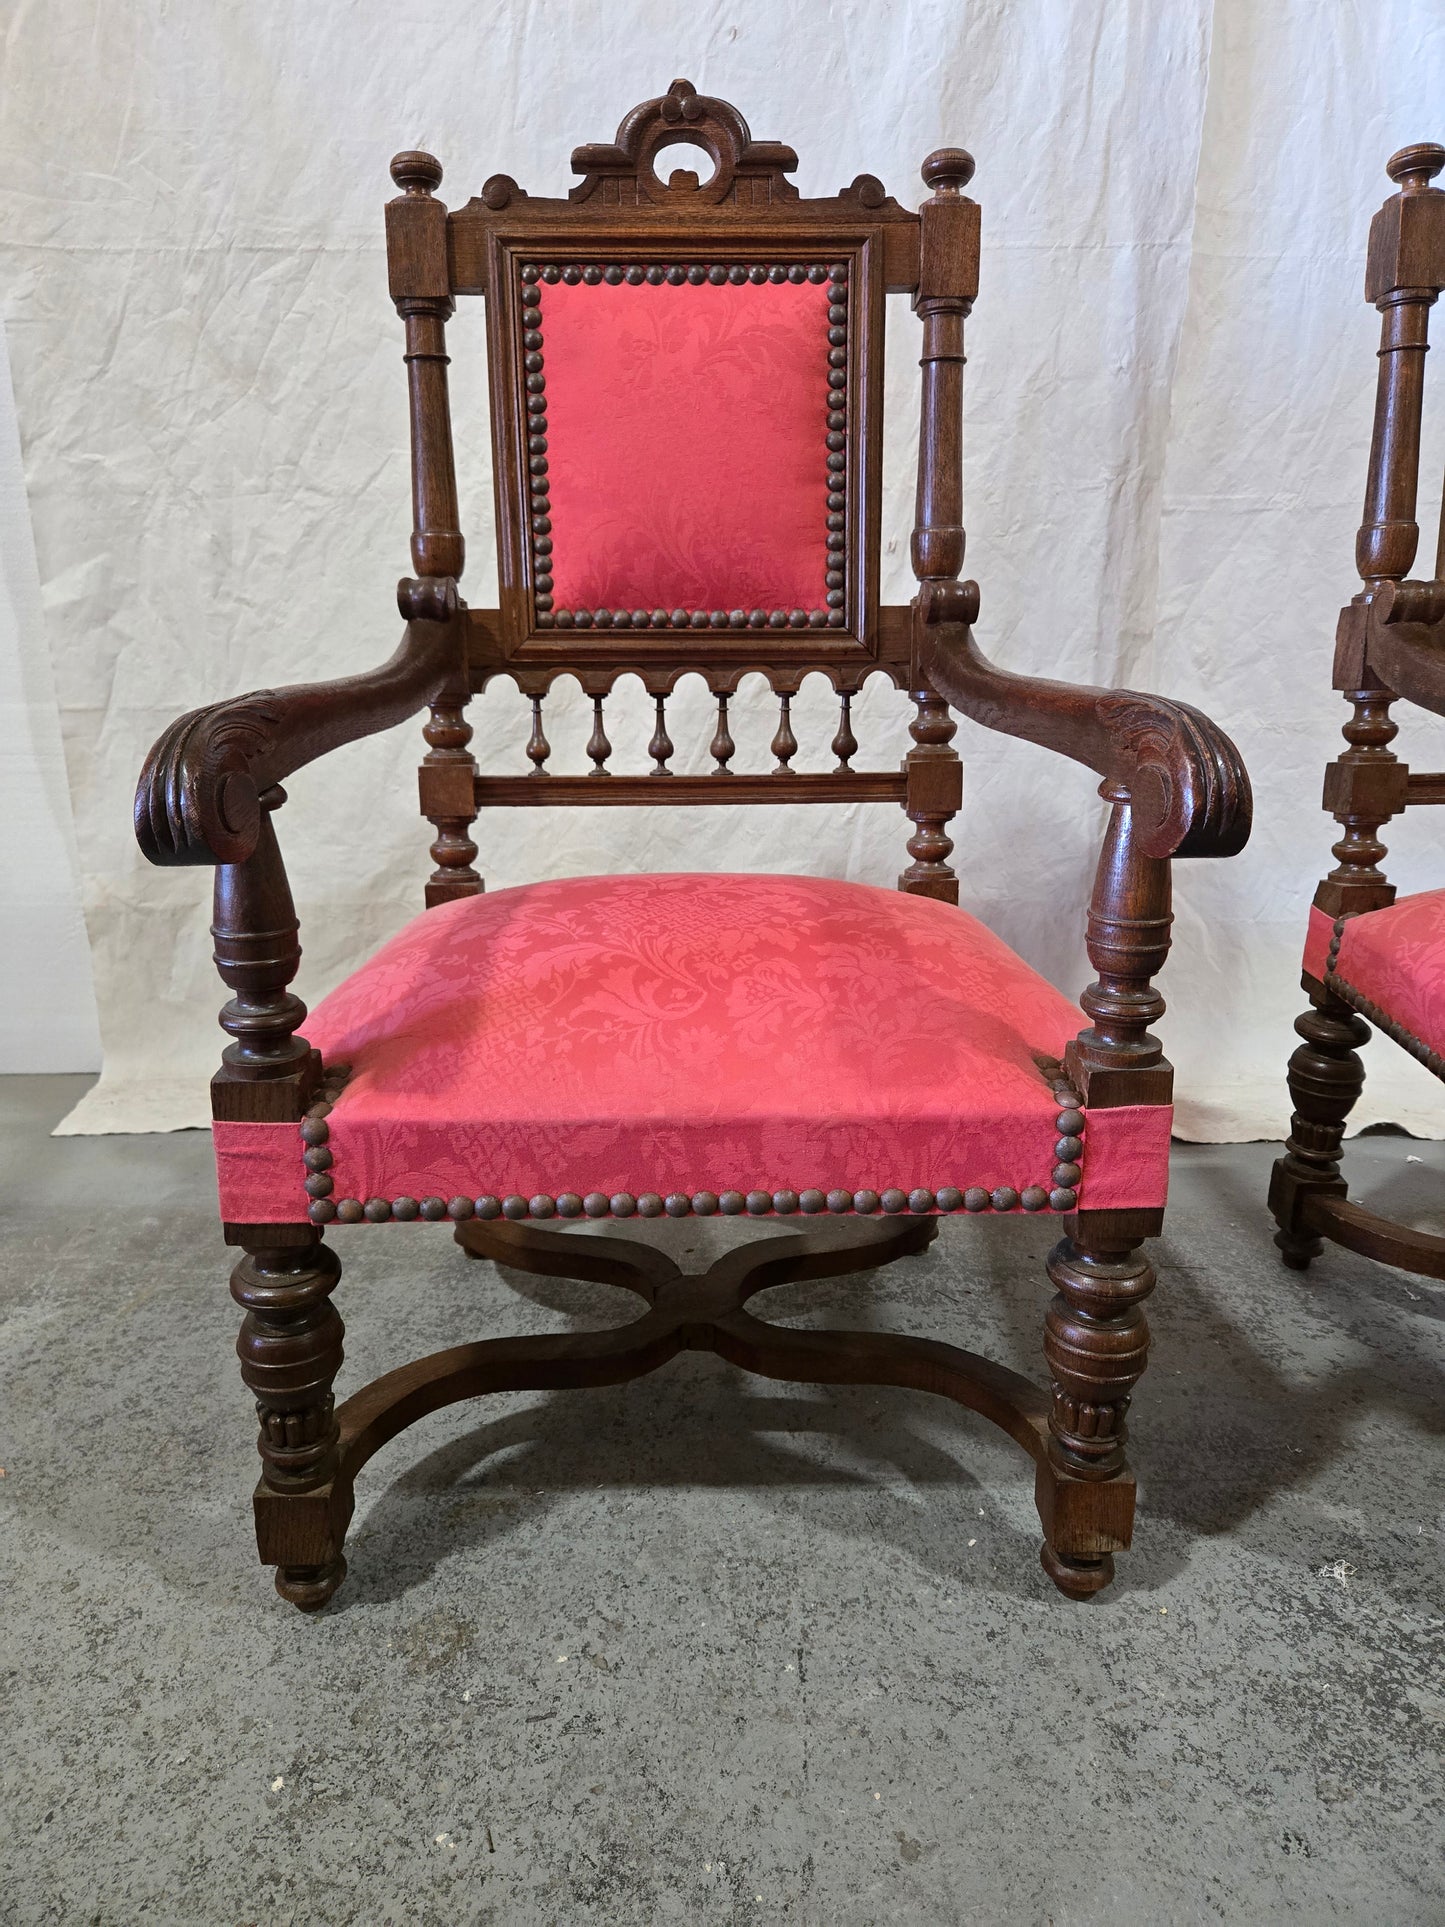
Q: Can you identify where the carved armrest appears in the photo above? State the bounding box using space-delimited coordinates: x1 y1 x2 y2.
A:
135 577 462 867
918 580 1252 860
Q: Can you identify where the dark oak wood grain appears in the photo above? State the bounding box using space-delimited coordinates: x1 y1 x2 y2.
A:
1271 140 1445 1279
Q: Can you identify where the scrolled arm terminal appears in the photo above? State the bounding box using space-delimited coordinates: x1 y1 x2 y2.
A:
918 579 1252 861
134 577 464 868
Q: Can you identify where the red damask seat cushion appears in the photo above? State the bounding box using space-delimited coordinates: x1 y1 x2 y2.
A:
213 874 1172 1223
1306 890 1445 1067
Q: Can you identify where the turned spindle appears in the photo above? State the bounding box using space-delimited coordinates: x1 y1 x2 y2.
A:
1355 143 1445 583
526 696 550 773
421 694 481 904
911 147 977 588
711 693 735 773
388 150 465 582
587 696 612 775
648 695 674 775
831 691 858 771
771 693 798 773
211 790 312 1086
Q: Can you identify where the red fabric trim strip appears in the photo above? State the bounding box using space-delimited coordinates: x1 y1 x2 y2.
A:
318 1111 1063 1206
1074 1105 1172 1211
1302 903 1335 983
213 1120 308 1224
210 1109 1173 1221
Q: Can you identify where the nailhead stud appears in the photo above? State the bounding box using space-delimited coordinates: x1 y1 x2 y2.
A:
692 1191 720 1215
799 1188 827 1213
418 1196 446 1221
529 1195 556 1218
365 1198 391 1223
746 1190 772 1215
583 1192 610 1218
637 1193 664 1218
772 1189 800 1215
447 1196 474 1221
305 1173 335 1199
309 1199 337 1224
991 1186 1019 1213
610 1193 637 1218
826 1188 853 1213
908 1187 935 1214
1050 1187 1078 1212
556 1193 584 1218
853 1189 880 1214
1055 1136 1083 1162
935 1186 963 1212
1053 1162 1082 1188
300 1117 329 1146
963 1187 990 1212
1056 1109 1085 1137
719 1190 746 1215
336 1199 364 1224
880 1187 908 1214
393 1197 420 1221
475 1196 502 1219
664 1193 691 1218
502 1195 529 1220
1020 1186 1049 1212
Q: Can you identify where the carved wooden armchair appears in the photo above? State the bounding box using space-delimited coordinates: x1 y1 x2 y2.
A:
135 82 1250 1612
1271 142 1445 1278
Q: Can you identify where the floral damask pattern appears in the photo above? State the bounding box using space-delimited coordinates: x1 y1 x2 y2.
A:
210 874 1178 1219
1330 888 1445 1064
299 874 1086 1204
540 282 832 611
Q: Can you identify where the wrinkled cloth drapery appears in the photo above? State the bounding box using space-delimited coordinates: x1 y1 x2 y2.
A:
2 0 1441 1139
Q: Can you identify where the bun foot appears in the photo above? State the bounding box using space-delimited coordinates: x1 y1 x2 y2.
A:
275 1557 347 1612
1273 1228 1320 1271
1040 1543 1114 1600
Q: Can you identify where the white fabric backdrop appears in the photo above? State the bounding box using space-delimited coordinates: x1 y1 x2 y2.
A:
1 0 1441 1137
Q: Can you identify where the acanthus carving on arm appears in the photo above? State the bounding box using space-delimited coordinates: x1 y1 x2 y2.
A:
917 578 1250 864
135 577 463 870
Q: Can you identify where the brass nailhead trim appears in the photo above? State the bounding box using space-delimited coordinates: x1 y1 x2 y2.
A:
520 260 848 636
301 1058 1086 1225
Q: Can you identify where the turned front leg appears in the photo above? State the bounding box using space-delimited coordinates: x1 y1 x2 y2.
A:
230 1237 352 1610
1036 1229 1155 1599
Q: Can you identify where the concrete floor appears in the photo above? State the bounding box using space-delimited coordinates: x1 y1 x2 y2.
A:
2 1075 1443 1925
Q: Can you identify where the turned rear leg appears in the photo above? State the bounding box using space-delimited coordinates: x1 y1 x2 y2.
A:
1036 1228 1154 1600
1268 989 1370 1270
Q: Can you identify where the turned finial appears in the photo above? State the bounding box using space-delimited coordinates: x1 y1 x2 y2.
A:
1386 142 1445 189
661 78 705 125
390 150 443 195
921 147 975 195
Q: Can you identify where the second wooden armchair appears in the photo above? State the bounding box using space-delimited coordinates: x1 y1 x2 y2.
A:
135 82 1251 1611
1271 143 1445 1279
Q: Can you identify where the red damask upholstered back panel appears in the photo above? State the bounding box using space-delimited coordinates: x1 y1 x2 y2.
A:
536 274 839 623
439 81 925 670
